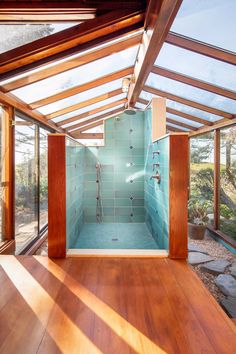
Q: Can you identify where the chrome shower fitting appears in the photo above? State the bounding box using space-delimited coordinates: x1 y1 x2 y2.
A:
152 163 160 171
150 173 161 184
152 151 160 158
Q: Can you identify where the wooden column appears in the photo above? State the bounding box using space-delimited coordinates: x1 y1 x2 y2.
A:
48 134 66 258
169 134 189 259
152 97 166 142
1 106 15 253
214 129 220 230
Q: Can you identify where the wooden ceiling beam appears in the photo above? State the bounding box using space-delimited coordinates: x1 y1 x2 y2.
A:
0 23 143 82
166 32 236 66
189 117 236 137
74 120 104 133
74 133 104 139
47 88 123 120
0 2 145 11
137 98 214 126
144 85 234 119
152 66 236 100
30 66 133 109
3 34 142 92
128 0 183 106
0 90 63 133
58 99 126 128
70 107 124 134
0 9 144 75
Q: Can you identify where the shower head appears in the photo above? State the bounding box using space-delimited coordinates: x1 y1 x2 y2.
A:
124 108 136 115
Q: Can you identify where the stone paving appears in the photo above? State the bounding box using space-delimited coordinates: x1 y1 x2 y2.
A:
188 236 236 319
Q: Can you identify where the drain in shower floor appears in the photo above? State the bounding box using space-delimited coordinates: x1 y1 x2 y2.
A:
112 238 119 241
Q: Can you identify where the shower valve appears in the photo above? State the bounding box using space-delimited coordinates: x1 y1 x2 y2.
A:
150 173 161 184
152 151 160 158
152 163 160 171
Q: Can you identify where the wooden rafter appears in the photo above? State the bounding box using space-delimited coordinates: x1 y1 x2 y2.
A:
137 97 213 126
189 117 236 137
144 85 234 119
3 34 142 92
30 66 133 109
0 23 143 82
0 9 144 75
152 66 236 100
74 133 104 139
167 125 187 132
70 107 124 134
166 32 236 66
79 120 104 132
0 90 63 133
128 0 183 106
58 99 126 127
47 88 123 120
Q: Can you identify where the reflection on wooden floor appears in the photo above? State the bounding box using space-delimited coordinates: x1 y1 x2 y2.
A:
0 256 236 354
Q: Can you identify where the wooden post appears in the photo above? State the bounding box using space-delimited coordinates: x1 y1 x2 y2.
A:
1 106 15 252
169 134 189 259
214 129 220 230
152 97 166 142
48 134 66 258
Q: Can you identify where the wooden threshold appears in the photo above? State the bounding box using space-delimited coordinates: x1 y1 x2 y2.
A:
67 249 168 257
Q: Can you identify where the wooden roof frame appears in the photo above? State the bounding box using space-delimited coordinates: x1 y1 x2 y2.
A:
2 32 142 92
0 9 144 77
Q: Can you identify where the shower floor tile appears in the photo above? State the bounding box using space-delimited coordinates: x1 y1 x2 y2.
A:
72 223 159 249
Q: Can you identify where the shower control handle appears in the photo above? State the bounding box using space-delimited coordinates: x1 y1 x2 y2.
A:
150 173 161 184
152 163 160 171
152 151 160 158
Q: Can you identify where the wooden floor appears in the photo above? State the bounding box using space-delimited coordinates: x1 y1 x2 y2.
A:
0 256 236 354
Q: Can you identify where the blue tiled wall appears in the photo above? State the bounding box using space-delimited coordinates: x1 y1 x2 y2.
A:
66 138 85 248
84 112 145 223
144 109 169 249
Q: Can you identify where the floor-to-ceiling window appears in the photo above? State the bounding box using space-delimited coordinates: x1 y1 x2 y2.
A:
190 125 236 246
15 115 38 253
0 106 3 247
220 126 236 240
39 128 48 229
190 132 215 226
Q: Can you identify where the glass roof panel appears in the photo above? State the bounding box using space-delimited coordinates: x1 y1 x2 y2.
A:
146 73 236 114
166 112 202 128
0 23 77 54
63 104 124 129
140 90 223 122
167 122 189 131
171 0 236 52
53 93 126 123
155 43 236 91
12 46 138 103
39 79 123 115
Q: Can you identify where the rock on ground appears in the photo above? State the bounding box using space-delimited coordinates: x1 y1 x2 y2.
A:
220 297 236 318
229 264 236 278
215 274 236 297
188 252 214 265
200 259 231 275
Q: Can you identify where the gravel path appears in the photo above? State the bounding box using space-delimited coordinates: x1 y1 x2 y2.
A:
189 235 236 303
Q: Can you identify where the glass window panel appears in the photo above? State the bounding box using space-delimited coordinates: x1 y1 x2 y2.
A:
167 112 202 128
64 104 124 129
155 43 236 91
167 122 189 131
189 133 215 227
0 107 3 247
0 23 77 54
40 128 48 229
13 46 138 103
146 73 236 115
39 79 123 115
219 125 236 240
53 93 126 123
171 0 236 52
141 91 224 122
78 125 104 146
15 116 38 254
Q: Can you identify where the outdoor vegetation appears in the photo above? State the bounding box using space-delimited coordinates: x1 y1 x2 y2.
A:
190 127 236 241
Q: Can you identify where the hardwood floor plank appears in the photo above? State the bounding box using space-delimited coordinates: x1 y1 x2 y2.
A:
0 256 236 354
